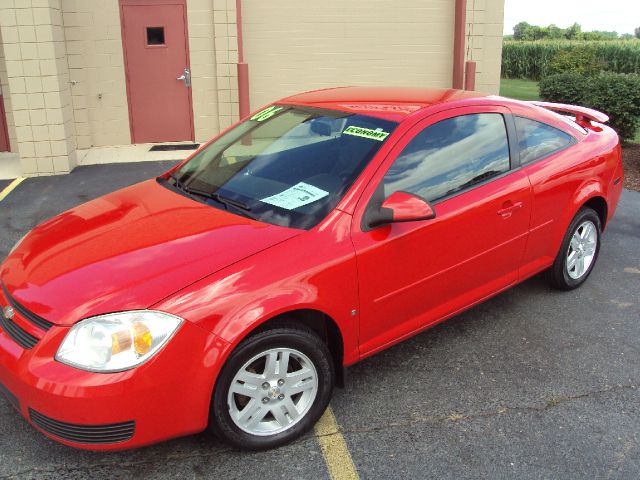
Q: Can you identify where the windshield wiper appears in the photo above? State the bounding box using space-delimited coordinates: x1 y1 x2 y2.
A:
168 172 190 193
168 173 253 216
169 174 216 201
210 193 251 211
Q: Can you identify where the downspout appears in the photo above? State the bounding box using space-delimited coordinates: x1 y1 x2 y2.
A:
464 60 476 90
236 0 250 119
452 0 467 90
0 95 10 152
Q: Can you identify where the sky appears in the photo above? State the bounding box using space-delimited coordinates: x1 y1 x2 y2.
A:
503 0 640 35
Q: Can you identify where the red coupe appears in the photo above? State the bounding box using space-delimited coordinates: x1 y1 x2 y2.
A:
0 87 623 450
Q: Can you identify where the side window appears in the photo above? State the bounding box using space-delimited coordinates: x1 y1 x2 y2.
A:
515 116 575 164
382 113 510 204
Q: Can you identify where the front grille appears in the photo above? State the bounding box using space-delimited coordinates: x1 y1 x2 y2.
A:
0 312 38 349
1 283 54 331
29 409 135 445
0 382 19 410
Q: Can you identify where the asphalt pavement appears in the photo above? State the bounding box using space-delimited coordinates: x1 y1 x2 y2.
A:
0 162 639 479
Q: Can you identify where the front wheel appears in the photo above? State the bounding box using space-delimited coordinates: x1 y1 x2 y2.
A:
209 325 334 450
549 207 601 290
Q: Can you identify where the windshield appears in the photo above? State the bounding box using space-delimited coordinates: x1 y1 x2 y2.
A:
164 105 397 229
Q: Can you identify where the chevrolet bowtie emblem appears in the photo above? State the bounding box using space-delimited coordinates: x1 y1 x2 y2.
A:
3 306 14 319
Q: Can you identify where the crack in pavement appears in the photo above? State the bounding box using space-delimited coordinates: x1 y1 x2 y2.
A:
1 384 638 478
313 383 639 440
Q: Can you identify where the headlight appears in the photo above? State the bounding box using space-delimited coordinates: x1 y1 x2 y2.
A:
9 231 29 255
55 311 183 372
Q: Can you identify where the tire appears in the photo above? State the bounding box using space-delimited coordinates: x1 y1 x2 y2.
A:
549 207 601 290
209 324 334 450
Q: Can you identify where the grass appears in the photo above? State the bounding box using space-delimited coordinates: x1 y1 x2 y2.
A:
499 78 540 101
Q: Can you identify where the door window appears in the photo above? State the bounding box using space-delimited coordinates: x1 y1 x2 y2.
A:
514 116 575 164
146 27 165 46
382 113 510 203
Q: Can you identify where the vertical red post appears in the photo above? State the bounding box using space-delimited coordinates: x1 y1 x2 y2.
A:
464 60 476 91
0 96 10 152
236 0 250 119
237 63 250 119
452 0 467 90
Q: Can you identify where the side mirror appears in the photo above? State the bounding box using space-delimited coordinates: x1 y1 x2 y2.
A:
368 191 436 228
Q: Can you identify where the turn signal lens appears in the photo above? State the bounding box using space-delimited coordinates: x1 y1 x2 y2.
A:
56 311 183 372
133 322 152 356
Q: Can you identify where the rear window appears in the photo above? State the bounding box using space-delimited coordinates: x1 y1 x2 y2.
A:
515 116 575 164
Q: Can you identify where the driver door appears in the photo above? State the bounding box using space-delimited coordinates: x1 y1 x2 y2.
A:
351 106 531 356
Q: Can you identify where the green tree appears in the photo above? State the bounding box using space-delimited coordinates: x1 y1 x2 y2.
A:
582 31 602 40
508 21 626 42
531 25 549 40
591 30 619 40
564 22 582 40
547 24 564 39
513 21 532 40
635 27 640 39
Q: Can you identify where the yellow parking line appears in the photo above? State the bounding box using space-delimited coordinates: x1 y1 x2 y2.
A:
0 177 25 202
315 406 360 480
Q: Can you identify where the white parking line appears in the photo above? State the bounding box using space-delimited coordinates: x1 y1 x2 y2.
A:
315 406 360 480
0 177 25 202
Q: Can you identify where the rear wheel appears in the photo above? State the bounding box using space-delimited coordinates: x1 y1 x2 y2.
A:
209 325 334 450
549 207 601 290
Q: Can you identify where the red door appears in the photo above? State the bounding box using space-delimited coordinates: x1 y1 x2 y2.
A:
351 107 531 356
120 0 194 143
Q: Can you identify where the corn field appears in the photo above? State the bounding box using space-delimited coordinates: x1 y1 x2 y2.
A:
502 40 640 80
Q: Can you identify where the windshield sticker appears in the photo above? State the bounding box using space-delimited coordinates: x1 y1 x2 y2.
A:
261 182 329 210
342 125 390 141
250 105 284 122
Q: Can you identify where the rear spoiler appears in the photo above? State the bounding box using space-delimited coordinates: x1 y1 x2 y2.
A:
529 101 609 125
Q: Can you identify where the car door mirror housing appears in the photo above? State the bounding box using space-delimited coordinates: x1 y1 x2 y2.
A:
368 191 436 228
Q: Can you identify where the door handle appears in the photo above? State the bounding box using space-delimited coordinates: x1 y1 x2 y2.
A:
177 67 191 88
497 201 523 218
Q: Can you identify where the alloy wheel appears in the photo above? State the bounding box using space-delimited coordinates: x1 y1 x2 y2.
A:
566 220 598 280
227 347 318 436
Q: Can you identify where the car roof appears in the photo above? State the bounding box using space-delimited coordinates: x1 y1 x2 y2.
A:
280 86 491 122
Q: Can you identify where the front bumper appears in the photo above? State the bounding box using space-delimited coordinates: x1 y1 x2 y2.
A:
0 294 230 451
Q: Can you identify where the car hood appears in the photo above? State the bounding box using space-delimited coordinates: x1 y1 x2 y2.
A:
1 179 301 326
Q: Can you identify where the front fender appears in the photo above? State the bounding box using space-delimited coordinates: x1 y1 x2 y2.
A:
152 210 360 365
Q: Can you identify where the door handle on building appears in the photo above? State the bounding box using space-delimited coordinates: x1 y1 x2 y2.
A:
177 68 191 88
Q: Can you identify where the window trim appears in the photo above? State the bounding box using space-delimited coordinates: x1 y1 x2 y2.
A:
355 105 534 233
512 115 578 167
360 110 517 231
383 112 515 207
504 113 520 169
144 25 167 49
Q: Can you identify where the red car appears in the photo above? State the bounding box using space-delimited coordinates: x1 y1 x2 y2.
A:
0 87 623 451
